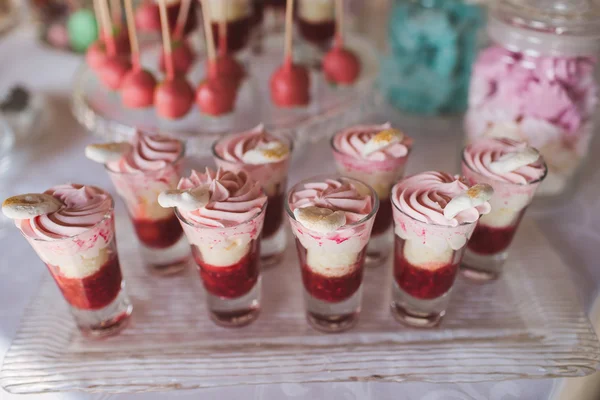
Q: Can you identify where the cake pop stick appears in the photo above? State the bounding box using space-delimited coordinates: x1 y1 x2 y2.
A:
160 0 195 74
195 0 238 116
97 0 131 90
120 0 157 108
174 0 192 40
154 0 194 119
270 0 310 107
323 0 360 85
218 2 228 55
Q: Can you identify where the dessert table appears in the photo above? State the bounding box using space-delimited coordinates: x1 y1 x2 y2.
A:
1 27 599 400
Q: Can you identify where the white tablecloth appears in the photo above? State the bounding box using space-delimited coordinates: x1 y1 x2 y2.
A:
1 27 599 400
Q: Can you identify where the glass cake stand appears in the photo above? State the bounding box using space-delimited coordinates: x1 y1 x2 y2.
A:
71 32 380 156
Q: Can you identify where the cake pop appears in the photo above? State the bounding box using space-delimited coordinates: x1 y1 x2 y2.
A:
270 0 310 107
159 0 195 75
110 0 131 55
120 0 157 108
195 0 237 116
86 0 110 71
97 0 131 90
214 6 246 86
154 0 194 119
135 1 161 32
67 8 99 52
322 0 360 85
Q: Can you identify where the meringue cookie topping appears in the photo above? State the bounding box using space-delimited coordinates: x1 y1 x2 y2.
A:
464 138 546 185
215 125 290 165
289 177 373 229
392 171 491 227
333 124 412 162
106 131 184 173
177 168 267 228
17 184 113 240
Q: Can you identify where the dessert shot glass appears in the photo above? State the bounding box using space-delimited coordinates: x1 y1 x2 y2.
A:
212 125 292 267
2 185 132 337
331 124 412 267
161 167 267 327
460 138 547 281
390 172 492 327
86 133 190 276
285 175 379 333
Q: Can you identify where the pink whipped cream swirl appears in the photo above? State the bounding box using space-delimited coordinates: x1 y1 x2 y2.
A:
333 124 412 161
177 168 267 228
464 138 546 185
214 125 290 163
468 46 597 136
289 178 373 227
18 184 112 240
108 132 184 173
392 171 491 227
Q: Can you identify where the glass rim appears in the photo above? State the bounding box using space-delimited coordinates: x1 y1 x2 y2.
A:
284 174 380 229
211 130 294 165
104 139 187 175
460 145 548 186
29 186 115 242
390 174 481 228
175 194 268 231
329 126 412 162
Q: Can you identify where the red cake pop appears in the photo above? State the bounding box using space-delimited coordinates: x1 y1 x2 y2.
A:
158 0 195 75
86 40 109 71
97 0 131 90
135 1 161 32
154 0 194 119
270 0 310 107
214 8 245 86
195 0 237 116
322 0 360 85
110 0 131 55
121 0 157 108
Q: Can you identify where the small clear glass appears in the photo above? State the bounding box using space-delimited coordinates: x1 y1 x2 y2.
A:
460 150 548 281
330 134 410 267
390 196 479 328
24 197 132 337
285 175 379 333
176 201 267 327
106 147 189 276
212 134 292 267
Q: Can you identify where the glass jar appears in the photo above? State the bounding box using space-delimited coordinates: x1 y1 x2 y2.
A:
465 0 600 199
379 0 486 115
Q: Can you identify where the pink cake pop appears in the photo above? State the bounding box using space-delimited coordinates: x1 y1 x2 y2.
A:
270 0 310 107
159 0 195 74
154 0 194 119
195 0 237 116
97 0 131 90
135 1 161 32
86 0 110 71
213 7 245 87
120 0 157 108
322 0 360 85
110 0 131 55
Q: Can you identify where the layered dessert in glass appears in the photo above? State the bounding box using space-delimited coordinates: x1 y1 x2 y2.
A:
160 168 267 327
331 124 412 266
2 184 132 337
206 0 252 53
212 125 291 266
87 132 189 275
285 175 378 333
391 172 492 327
297 0 335 47
461 138 547 280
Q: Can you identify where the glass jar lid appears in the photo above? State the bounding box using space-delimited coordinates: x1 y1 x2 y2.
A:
488 0 600 56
